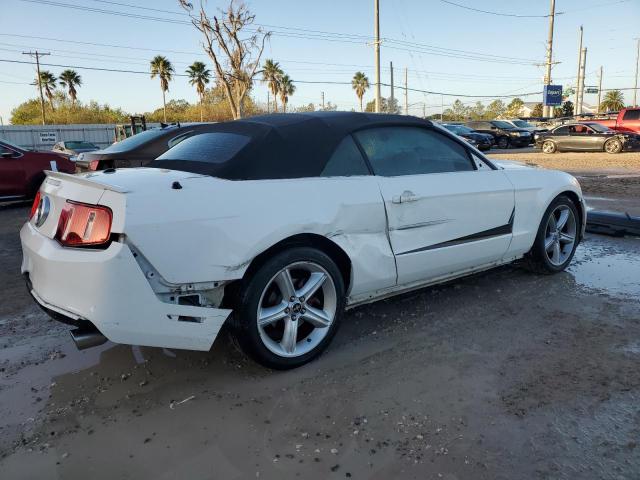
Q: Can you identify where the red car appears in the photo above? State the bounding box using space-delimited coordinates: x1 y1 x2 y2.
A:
592 108 640 134
0 139 75 200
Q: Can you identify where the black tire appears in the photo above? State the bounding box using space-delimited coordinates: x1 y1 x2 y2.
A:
232 247 345 370
497 136 510 149
604 138 622 154
542 140 557 154
523 195 580 274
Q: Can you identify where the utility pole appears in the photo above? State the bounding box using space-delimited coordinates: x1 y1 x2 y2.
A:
543 0 556 118
267 90 270 113
389 62 394 107
404 67 408 115
440 95 444 122
634 38 640 107
576 47 587 116
374 0 381 113
22 51 50 125
422 103 426 118
321 91 325 110
597 66 603 114
574 26 583 117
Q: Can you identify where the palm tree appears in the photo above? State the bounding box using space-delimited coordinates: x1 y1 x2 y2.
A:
262 59 283 113
352 72 370 112
58 69 82 107
36 71 57 110
278 75 295 113
150 56 174 122
600 90 625 112
186 61 211 121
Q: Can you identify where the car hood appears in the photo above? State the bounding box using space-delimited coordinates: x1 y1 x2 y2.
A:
491 159 534 170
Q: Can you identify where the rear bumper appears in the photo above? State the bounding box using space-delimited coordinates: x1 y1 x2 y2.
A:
20 222 232 351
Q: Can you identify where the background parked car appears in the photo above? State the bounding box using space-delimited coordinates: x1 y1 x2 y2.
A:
591 107 640 134
52 140 100 157
466 120 532 149
535 122 640 154
0 138 74 200
441 124 493 151
75 123 212 172
502 119 548 141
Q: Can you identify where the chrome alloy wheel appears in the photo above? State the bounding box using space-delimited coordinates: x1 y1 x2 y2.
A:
544 205 577 266
542 141 556 154
257 261 337 358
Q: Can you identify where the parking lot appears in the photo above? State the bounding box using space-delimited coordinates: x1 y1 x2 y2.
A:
1 154 639 479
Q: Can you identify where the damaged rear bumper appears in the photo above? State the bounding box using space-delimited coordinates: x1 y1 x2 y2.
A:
20 222 232 351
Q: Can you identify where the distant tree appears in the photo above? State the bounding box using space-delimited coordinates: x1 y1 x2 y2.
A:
561 100 574 117
262 59 283 113
35 71 57 110
352 72 370 112
278 74 295 113
530 103 544 117
150 55 174 123
294 103 316 113
600 90 625 112
365 96 399 114
186 61 211 121
10 94 128 125
504 98 524 118
485 99 506 119
58 70 82 107
319 101 338 111
180 0 270 119
468 101 486 120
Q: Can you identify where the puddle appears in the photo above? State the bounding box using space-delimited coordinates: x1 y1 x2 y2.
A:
569 242 640 299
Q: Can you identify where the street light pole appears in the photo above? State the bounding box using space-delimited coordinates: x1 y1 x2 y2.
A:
574 26 583 116
633 38 639 107
543 0 556 118
374 0 381 113
597 66 603 114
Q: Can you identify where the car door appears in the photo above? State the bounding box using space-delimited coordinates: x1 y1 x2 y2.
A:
550 125 570 149
582 125 607 151
354 126 515 286
0 143 27 198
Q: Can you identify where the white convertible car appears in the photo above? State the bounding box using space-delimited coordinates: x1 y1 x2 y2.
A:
21 112 585 369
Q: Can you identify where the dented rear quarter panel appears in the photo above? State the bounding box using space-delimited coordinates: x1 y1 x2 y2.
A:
119 172 397 297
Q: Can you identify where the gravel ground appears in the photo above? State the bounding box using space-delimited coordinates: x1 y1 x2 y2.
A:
1 204 639 479
488 148 640 174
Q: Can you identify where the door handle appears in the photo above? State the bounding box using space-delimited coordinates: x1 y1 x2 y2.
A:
392 190 418 204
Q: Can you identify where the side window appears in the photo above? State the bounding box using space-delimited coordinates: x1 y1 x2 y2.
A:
321 136 370 177
0 144 20 158
553 126 570 135
623 110 640 121
354 127 475 177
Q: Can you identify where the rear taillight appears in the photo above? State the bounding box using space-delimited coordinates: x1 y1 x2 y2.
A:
55 201 113 248
30 191 41 219
89 160 100 171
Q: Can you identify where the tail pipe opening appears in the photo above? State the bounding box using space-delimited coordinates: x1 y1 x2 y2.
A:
70 327 108 350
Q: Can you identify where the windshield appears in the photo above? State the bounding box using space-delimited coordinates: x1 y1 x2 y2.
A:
102 127 176 153
511 120 532 128
443 125 474 134
587 123 611 133
65 141 98 149
492 121 515 129
0 138 27 152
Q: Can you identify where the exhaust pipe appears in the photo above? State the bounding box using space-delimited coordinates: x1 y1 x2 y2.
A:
70 327 108 350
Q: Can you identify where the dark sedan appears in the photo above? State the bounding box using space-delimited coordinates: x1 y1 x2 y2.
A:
465 120 532 149
441 124 493 151
75 123 212 172
536 122 640 154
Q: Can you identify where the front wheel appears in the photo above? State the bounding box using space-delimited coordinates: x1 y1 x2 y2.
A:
524 195 580 274
542 140 557 154
232 247 345 369
497 137 510 149
604 138 622 154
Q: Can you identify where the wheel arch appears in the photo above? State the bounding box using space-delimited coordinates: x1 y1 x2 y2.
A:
222 233 353 309
559 190 585 235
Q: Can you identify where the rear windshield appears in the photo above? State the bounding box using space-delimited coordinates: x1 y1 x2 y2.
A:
492 121 515 129
103 127 176 153
65 141 97 149
155 132 251 164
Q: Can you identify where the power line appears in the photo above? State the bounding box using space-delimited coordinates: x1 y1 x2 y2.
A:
439 0 553 18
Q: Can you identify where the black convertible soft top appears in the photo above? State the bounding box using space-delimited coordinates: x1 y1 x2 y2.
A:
149 111 433 180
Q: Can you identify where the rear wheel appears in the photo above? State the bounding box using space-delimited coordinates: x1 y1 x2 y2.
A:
604 138 622 154
232 247 345 369
542 140 557 154
497 137 510 149
524 195 579 273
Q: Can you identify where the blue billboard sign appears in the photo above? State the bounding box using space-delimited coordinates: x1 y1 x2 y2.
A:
543 85 563 106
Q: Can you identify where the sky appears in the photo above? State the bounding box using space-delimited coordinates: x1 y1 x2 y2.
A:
0 0 639 123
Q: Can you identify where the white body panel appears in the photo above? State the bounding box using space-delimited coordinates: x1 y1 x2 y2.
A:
21 162 585 351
